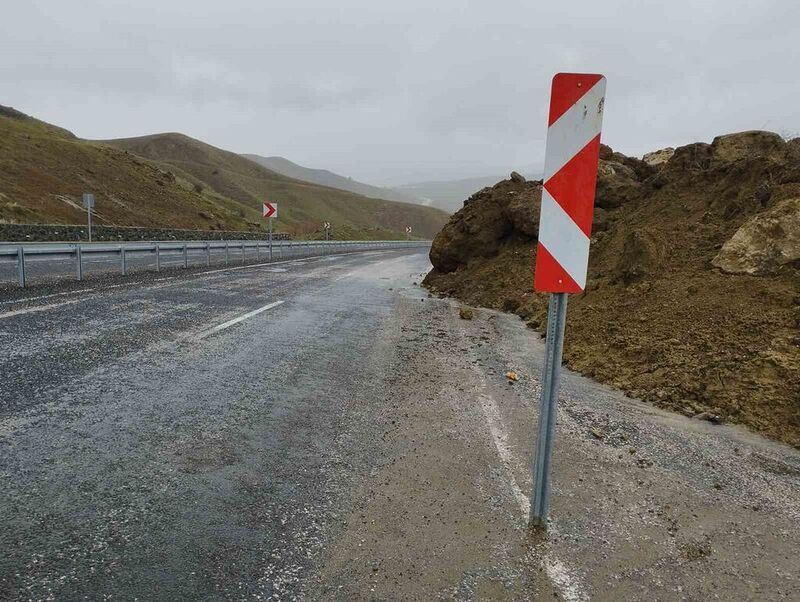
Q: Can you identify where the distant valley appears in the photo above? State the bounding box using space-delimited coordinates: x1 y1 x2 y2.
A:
245 154 540 214
242 154 422 207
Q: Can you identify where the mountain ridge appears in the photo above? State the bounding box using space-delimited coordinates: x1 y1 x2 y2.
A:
0 105 449 240
242 154 423 207
105 133 449 239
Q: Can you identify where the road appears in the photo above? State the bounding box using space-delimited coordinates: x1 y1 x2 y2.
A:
0 247 798 600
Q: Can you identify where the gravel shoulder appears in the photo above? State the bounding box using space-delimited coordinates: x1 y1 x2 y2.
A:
315 289 800 600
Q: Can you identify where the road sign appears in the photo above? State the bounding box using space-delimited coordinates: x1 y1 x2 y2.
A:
263 201 278 260
534 73 606 293
530 73 606 529
82 193 94 242
263 202 277 218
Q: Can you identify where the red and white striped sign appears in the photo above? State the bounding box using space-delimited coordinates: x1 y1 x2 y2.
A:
534 73 606 293
262 202 277 218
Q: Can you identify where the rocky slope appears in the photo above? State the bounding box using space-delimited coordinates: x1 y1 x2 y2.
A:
424 131 800 447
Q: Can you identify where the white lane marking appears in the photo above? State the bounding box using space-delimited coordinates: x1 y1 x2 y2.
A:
479 394 531 514
542 557 587 602
335 272 354 281
478 392 588 602
0 288 94 306
196 256 308 275
0 298 83 319
0 280 167 312
196 300 284 339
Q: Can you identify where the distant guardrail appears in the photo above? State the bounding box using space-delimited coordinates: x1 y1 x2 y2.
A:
0 239 430 288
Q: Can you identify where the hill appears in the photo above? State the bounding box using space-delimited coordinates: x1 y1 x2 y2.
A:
391 176 513 213
242 154 422 206
0 105 449 239
424 131 800 447
104 133 448 239
0 106 252 230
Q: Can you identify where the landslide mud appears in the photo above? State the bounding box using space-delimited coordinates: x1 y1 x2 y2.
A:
424 131 800 447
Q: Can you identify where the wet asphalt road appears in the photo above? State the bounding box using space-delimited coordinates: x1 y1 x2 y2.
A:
0 249 430 599
1 247 799 601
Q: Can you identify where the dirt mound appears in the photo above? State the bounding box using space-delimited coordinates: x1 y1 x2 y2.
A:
428 178 543 272
424 131 800 447
643 147 675 166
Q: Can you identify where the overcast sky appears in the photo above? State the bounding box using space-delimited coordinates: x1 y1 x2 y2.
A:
2 1 798 185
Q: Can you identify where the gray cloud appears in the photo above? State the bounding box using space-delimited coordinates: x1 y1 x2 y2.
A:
2 0 798 184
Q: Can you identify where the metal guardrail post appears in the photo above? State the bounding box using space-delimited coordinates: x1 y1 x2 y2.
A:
225 241 229 265
76 245 83 281
206 241 211 266
120 247 127 276
256 241 261 262
17 246 26 288
183 243 188 268
241 242 246 265
156 244 161 272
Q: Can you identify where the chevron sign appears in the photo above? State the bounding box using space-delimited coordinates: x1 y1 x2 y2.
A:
262 202 277 219
534 73 606 293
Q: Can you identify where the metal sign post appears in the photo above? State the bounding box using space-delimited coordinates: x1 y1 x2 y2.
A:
83 193 95 242
530 292 568 524
530 73 606 528
263 202 278 261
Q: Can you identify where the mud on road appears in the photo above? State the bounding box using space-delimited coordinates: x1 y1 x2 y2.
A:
315 288 800 601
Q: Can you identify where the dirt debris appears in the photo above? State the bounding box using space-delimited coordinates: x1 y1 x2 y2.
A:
712 197 800 275
424 130 800 447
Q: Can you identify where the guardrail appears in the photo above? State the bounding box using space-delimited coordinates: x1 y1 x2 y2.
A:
0 239 430 288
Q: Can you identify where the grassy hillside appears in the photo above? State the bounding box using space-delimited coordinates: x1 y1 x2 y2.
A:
242 154 422 206
105 134 449 239
0 106 252 230
0 105 449 239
